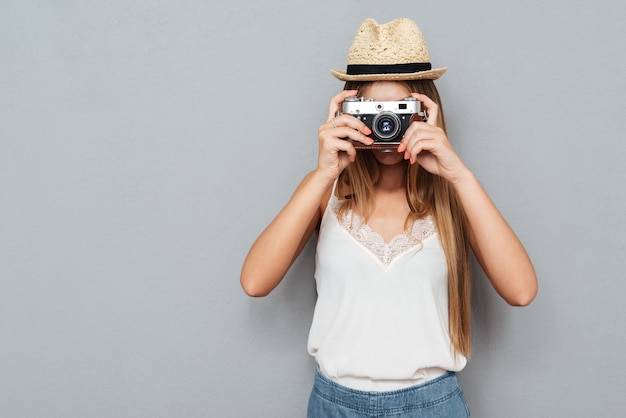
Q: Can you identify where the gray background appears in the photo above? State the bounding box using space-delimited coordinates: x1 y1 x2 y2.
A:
2 0 625 417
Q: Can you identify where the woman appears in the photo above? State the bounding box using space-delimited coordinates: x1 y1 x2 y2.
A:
241 18 537 417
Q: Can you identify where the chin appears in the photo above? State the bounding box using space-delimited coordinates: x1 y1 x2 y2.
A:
372 148 405 165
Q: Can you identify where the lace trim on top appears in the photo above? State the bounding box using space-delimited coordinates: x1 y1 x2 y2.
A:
329 194 436 266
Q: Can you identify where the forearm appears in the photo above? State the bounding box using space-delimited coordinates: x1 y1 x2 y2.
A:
452 170 538 306
240 169 334 297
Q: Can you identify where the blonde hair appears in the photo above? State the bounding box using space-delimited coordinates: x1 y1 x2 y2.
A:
337 80 472 357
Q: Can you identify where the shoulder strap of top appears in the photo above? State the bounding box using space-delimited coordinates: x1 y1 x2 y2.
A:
321 179 340 219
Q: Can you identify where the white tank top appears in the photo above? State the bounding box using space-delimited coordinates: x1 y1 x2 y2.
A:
307 189 467 391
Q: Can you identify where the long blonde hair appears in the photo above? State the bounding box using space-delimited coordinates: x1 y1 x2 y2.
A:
337 80 472 357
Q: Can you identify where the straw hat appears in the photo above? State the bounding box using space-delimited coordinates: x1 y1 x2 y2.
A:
331 18 447 81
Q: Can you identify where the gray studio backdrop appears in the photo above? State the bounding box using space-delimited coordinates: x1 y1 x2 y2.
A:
2 1 625 417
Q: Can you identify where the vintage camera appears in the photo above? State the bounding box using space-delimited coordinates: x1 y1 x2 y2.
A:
339 96 427 148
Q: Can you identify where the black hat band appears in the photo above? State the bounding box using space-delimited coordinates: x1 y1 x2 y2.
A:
346 62 432 75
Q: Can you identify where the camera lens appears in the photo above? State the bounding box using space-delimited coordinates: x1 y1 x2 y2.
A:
372 112 401 141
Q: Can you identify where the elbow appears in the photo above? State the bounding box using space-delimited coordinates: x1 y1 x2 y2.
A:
506 276 538 307
240 271 273 298
507 291 536 307
241 281 271 298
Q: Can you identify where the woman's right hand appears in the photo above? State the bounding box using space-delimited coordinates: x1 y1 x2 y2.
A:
316 90 374 181
241 91 372 297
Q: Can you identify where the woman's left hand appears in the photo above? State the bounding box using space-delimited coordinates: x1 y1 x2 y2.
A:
398 93 468 184
401 93 537 306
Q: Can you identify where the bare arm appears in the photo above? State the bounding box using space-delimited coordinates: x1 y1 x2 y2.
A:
453 171 537 306
240 90 374 297
240 172 332 297
400 93 538 306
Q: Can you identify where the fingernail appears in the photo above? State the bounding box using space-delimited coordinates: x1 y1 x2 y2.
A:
397 143 405 152
404 151 409 160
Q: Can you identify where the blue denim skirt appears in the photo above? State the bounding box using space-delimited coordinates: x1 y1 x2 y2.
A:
307 369 470 417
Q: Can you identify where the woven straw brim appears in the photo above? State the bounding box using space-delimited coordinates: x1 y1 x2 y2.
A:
330 67 447 81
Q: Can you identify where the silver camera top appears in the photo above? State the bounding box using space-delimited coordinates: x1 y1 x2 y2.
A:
340 96 424 116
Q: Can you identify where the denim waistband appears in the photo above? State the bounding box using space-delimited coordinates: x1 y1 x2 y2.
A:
312 368 463 414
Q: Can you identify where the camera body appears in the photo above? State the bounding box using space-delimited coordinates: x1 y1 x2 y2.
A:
339 96 427 147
